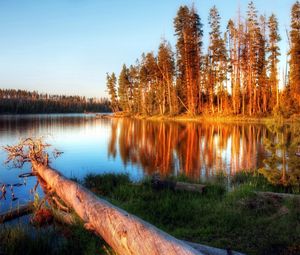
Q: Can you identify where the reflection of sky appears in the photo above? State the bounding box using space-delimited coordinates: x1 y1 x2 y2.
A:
0 114 269 212
0 114 143 212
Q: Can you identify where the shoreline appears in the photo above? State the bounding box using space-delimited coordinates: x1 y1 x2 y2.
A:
108 112 300 124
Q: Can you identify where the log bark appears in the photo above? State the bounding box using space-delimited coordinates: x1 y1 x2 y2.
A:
31 161 203 255
175 182 206 193
151 179 205 193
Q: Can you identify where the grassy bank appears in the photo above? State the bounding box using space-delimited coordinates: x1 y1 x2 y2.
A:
82 172 300 255
1 172 299 255
0 218 114 255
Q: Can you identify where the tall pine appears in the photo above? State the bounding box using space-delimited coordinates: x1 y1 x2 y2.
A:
106 72 118 112
174 5 203 115
208 6 227 113
289 1 300 109
268 14 281 110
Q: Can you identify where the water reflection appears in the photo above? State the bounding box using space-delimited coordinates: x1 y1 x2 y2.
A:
0 114 115 212
109 119 270 179
1 114 299 212
259 123 300 188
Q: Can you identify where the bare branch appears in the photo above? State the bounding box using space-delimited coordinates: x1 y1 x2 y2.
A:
2 137 62 168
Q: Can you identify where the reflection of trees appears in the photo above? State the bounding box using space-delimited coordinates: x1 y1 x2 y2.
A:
109 119 279 179
108 120 118 158
115 119 177 175
259 123 300 188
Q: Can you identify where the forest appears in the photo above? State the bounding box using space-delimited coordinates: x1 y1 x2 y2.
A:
107 1 300 118
0 89 110 114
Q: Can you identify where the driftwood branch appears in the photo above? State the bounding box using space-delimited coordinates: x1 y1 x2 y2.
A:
3 137 62 168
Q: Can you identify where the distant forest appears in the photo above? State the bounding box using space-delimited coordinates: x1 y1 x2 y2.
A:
107 1 300 117
0 89 111 114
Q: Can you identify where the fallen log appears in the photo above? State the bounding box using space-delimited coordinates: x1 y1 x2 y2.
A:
31 161 203 255
3 139 244 255
0 202 33 223
151 178 206 193
175 182 206 193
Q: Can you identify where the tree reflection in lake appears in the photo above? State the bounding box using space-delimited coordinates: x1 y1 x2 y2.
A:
109 119 268 179
259 123 300 190
109 119 300 185
1 115 299 213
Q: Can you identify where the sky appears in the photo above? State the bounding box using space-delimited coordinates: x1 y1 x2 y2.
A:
0 0 296 98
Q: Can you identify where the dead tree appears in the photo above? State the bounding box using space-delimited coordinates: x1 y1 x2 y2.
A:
3 138 203 255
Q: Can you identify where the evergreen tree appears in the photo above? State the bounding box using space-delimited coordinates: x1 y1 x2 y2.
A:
268 14 281 109
139 52 159 115
128 64 141 113
208 6 227 113
289 1 300 109
174 5 203 115
246 1 260 116
118 64 131 112
157 40 177 114
257 15 268 114
227 18 241 114
106 72 118 112
268 14 281 111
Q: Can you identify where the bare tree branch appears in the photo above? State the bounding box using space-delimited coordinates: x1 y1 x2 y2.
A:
2 137 62 168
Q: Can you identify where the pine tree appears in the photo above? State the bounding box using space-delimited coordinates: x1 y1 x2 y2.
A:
128 64 140 114
246 1 265 115
289 1 300 109
174 5 203 115
208 6 227 113
106 72 118 112
139 52 159 115
268 14 281 111
118 64 131 112
227 18 241 114
157 40 177 115
257 15 268 114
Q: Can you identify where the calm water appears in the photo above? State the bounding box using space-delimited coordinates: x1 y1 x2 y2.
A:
0 114 296 212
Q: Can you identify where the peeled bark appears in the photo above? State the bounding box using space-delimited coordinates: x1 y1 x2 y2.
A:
31 161 202 255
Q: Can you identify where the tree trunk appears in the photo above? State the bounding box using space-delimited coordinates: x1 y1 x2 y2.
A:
31 161 202 255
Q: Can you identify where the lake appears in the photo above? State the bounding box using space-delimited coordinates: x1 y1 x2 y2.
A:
0 114 298 212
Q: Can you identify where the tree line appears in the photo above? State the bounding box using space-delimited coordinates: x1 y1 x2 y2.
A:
107 1 300 117
0 89 110 114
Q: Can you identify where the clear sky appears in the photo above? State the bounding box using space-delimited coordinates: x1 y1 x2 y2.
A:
0 0 296 98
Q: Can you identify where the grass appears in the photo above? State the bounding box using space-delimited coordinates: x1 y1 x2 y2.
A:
0 221 114 255
1 172 299 255
83 172 300 255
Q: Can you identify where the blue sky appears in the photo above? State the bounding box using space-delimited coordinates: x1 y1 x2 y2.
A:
0 0 296 98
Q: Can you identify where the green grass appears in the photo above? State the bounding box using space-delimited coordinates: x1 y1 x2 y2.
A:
1 172 299 255
83 172 300 255
0 220 113 255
